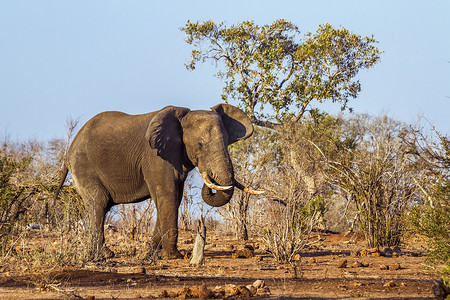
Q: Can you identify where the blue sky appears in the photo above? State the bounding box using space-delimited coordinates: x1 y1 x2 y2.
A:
1 0 449 141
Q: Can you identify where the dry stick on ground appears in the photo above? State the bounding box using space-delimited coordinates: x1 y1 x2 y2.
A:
190 217 206 266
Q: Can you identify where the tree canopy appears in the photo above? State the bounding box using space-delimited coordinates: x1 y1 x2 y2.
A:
181 19 382 128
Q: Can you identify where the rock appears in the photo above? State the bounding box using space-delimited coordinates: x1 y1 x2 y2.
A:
226 244 234 251
293 253 301 261
352 280 363 287
190 283 214 299
392 246 402 255
236 285 252 298
232 248 253 259
133 267 146 274
253 279 265 289
390 263 401 270
379 264 389 270
257 286 271 296
246 285 257 296
352 261 364 268
244 244 255 251
180 250 191 259
213 286 225 297
360 249 369 256
225 284 239 296
337 259 347 268
177 287 192 299
254 255 263 262
432 279 450 299
159 290 169 298
383 247 393 256
308 257 316 263
371 250 381 257
383 280 396 287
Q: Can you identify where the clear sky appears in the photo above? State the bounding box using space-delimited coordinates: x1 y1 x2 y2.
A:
1 0 449 141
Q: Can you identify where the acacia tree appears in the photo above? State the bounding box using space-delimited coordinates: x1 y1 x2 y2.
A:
181 19 381 128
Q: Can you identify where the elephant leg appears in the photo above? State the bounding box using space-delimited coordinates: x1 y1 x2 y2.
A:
75 178 113 260
150 214 162 252
150 183 184 259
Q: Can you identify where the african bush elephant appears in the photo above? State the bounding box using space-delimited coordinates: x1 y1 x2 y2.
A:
55 104 262 260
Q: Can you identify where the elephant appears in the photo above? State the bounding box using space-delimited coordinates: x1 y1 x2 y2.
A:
55 103 263 260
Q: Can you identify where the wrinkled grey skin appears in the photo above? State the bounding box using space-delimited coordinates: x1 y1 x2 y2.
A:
56 104 253 260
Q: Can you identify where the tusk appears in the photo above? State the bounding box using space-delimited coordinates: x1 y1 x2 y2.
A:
201 173 233 191
235 180 265 195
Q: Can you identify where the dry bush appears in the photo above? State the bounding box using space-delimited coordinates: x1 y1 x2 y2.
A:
0 120 95 265
325 115 420 247
405 124 450 286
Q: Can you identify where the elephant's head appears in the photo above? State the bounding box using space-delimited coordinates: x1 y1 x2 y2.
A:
147 103 261 207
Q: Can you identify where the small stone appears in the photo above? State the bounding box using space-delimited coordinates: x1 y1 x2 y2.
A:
392 246 402 254
226 244 234 251
180 250 191 259
244 244 255 251
133 267 146 274
383 280 396 287
352 280 363 287
379 264 389 270
232 248 253 259
337 259 347 268
293 253 301 261
432 279 450 298
236 285 252 297
390 263 401 270
257 286 271 296
159 290 169 298
253 279 265 289
191 283 214 299
246 285 257 296
225 284 239 296
308 257 316 263
254 255 263 262
352 261 364 268
383 247 393 256
371 251 381 257
213 285 225 297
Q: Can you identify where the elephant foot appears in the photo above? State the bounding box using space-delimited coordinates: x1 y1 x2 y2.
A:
161 248 184 260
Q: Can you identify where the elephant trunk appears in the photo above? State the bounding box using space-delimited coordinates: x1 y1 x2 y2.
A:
200 149 235 207
201 183 234 207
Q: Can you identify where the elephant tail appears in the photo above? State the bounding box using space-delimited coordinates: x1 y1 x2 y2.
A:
54 165 69 201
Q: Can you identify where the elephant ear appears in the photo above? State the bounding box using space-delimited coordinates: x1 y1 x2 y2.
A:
211 104 253 145
146 106 190 173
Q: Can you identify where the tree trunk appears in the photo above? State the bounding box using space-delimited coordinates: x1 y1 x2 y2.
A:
190 218 206 266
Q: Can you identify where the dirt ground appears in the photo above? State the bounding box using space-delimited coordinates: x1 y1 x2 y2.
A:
0 230 441 299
